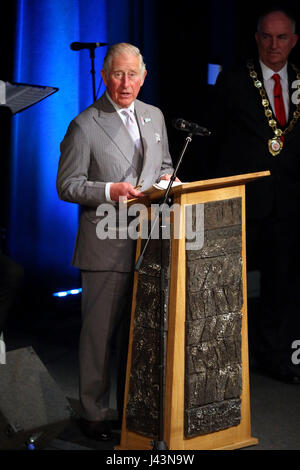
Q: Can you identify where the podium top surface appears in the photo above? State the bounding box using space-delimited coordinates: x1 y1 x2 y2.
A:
171 171 270 196
126 171 270 205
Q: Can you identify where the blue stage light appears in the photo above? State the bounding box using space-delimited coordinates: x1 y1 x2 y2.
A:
207 63 222 85
53 288 82 298
70 289 81 295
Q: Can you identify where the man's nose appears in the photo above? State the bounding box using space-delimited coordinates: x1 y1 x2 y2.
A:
121 74 130 86
271 36 279 48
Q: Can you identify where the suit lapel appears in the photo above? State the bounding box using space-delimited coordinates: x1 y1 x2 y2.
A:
92 94 140 171
134 100 155 182
247 62 273 136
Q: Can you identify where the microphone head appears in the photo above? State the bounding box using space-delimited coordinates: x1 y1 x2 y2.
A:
172 118 189 131
70 41 108 51
172 118 212 136
70 42 82 51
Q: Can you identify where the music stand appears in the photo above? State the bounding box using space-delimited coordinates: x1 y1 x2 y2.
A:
0 81 58 115
0 81 58 364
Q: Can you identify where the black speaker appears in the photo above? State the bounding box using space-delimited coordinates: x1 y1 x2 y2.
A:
0 347 73 450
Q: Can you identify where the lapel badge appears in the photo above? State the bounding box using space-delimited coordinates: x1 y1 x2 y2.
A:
141 116 151 125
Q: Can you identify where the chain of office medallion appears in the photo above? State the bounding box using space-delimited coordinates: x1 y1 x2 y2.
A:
247 60 300 137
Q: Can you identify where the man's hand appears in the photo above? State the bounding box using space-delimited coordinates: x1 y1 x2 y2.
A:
110 182 144 202
160 174 181 182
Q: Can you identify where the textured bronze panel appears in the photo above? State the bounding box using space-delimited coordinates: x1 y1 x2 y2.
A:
185 365 242 407
185 398 241 437
125 235 170 437
125 198 243 439
186 254 243 319
185 198 243 437
186 312 242 345
125 325 160 436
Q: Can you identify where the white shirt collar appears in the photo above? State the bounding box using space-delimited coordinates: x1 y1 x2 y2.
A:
105 91 135 114
259 60 288 81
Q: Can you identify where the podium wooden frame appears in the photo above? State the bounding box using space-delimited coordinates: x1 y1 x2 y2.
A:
117 171 269 451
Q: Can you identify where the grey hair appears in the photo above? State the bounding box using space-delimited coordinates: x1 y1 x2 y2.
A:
102 43 146 77
257 8 296 34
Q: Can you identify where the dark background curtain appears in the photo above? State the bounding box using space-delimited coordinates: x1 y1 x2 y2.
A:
1 0 300 321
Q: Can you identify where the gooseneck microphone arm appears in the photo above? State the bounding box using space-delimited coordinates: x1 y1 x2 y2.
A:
135 119 205 450
135 118 211 271
134 132 188 272
135 131 193 451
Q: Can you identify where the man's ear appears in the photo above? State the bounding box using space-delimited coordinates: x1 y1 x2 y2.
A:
292 33 298 49
140 70 147 87
101 69 108 86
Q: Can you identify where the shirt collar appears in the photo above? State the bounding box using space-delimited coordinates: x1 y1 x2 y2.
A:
105 91 135 114
259 60 288 81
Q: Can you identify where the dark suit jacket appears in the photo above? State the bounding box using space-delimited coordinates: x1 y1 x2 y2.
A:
206 59 300 221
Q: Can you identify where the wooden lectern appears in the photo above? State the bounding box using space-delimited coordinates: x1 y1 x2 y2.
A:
117 171 269 451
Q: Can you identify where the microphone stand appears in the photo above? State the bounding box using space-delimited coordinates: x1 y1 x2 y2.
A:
135 132 194 450
70 42 107 102
88 46 97 102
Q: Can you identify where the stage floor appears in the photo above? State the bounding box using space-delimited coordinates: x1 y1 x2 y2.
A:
2 297 300 453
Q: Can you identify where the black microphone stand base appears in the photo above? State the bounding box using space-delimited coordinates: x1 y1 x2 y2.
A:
152 440 169 451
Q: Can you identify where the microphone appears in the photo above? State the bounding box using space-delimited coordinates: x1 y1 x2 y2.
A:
172 118 211 136
70 42 108 51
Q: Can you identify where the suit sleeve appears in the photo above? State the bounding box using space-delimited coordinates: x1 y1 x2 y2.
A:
159 110 174 176
56 120 107 207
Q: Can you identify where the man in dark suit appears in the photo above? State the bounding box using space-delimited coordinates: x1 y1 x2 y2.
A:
57 43 174 440
206 8 300 383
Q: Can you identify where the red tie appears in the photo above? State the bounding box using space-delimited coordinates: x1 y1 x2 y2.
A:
272 73 286 128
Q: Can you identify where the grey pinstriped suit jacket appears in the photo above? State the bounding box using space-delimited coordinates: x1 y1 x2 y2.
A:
57 93 174 272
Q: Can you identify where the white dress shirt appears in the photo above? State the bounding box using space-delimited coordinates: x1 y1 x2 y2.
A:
103 92 171 202
260 60 289 121
104 93 139 202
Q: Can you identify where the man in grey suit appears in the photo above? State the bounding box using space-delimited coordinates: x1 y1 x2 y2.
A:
57 43 174 441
